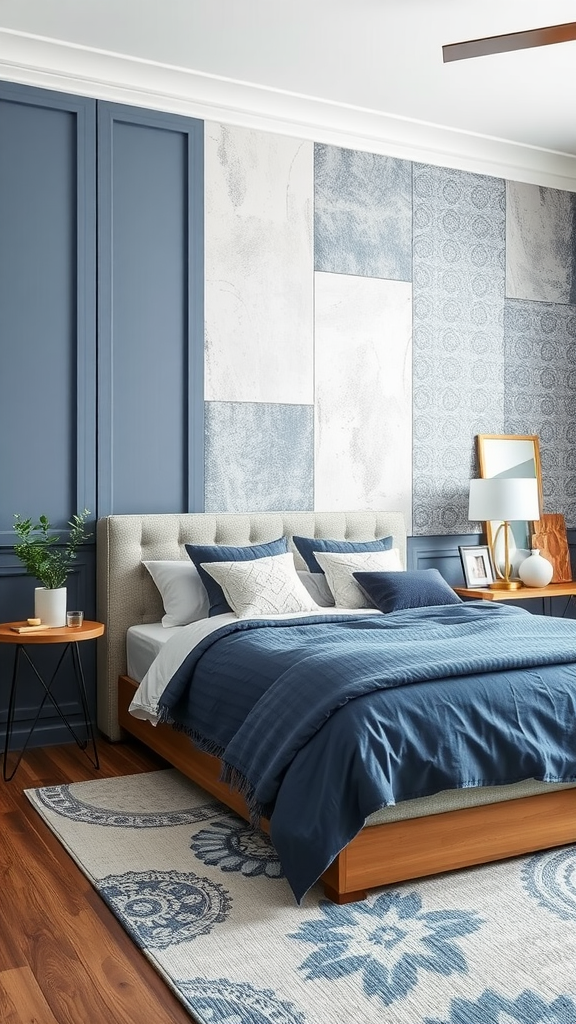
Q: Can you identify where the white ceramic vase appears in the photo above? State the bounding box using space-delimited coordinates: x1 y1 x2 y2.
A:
34 586 67 627
518 550 553 588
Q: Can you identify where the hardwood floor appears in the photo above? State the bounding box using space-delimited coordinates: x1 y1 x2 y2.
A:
0 738 196 1024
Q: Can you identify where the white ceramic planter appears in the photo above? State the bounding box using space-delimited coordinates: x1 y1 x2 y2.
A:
34 586 67 627
518 550 554 588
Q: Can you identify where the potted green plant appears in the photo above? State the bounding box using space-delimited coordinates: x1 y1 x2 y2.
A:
13 510 91 626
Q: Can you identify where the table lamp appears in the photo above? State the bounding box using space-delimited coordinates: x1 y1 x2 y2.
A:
468 476 540 590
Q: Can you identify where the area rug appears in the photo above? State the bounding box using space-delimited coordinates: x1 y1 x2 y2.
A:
26 769 576 1024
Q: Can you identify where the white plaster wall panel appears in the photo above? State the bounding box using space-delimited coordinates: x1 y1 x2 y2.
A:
314 272 412 528
205 401 314 512
504 299 576 526
205 123 314 404
412 164 506 535
506 182 576 304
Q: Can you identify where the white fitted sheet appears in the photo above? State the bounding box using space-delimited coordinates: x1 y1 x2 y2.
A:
126 622 181 683
125 621 576 828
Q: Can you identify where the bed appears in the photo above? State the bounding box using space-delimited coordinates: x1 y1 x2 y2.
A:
96 510 576 905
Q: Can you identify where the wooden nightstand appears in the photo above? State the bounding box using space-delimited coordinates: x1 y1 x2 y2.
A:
454 581 576 617
0 620 104 781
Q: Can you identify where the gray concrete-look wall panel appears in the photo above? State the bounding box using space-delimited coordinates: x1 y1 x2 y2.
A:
205 402 314 512
506 182 576 304
314 143 412 280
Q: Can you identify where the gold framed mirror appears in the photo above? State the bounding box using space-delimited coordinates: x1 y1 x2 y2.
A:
476 434 543 576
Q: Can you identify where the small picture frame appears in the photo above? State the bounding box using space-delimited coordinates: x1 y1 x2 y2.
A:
459 544 495 588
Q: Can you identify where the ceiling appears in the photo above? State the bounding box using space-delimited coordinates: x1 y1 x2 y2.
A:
1 0 575 165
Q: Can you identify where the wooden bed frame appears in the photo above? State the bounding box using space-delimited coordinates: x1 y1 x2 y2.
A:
97 511 576 904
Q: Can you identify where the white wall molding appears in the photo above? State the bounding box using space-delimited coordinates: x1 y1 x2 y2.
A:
1 28 576 191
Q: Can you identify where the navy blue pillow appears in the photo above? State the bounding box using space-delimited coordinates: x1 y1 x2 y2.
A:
293 535 393 574
353 568 462 614
185 537 288 616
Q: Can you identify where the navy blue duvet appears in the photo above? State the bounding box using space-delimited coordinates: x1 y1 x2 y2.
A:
158 602 576 902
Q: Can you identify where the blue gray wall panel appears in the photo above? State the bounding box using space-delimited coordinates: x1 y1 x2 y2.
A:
0 83 96 539
97 103 204 516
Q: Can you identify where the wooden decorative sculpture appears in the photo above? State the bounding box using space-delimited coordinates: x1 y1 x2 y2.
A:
532 513 572 583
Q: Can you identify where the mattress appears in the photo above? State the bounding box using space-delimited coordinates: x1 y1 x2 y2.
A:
126 622 576 828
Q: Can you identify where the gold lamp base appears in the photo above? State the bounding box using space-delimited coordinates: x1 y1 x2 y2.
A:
488 523 524 590
489 579 523 591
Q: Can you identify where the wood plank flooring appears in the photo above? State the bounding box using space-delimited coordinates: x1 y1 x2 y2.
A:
0 739 196 1024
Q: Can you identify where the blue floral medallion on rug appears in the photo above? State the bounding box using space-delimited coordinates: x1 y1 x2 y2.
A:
26 769 576 1024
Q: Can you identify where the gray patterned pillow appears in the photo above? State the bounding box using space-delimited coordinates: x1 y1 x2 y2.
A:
297 571 335 607
314 549 403 608
200 553 320 618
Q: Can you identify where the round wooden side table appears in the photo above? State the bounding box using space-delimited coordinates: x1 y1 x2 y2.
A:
0 620 105 781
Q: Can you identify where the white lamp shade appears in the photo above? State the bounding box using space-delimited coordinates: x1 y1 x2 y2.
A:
468 476 540 522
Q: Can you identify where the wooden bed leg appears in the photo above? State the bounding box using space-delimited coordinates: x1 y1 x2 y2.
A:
323 883 368 904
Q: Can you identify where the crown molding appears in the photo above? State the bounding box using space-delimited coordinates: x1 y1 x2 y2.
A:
1 28 576 191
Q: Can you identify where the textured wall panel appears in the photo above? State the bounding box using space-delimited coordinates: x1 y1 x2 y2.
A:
314 144 412 280
504 298 576 526
412 165 507 535
205 124 313 404
314 272 412 526
205 402 314 512
506 182 576 304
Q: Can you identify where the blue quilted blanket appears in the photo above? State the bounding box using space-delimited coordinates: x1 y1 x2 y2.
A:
158 602 576 901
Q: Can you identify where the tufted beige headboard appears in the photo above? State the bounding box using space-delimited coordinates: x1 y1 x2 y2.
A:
96 510 407 740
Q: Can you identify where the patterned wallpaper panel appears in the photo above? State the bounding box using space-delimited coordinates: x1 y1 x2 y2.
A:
411 165 507 534
504 299 576 525
204 124 576 533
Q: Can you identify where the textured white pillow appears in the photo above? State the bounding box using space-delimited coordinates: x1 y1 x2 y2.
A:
314 549 403 608
143 560 209 627
297 570 335 607
200 553 320 618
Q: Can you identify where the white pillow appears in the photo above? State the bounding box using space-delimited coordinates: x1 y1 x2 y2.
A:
200 553 320 618
297 570 335 607
314 549 403 609
143 560 209 627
